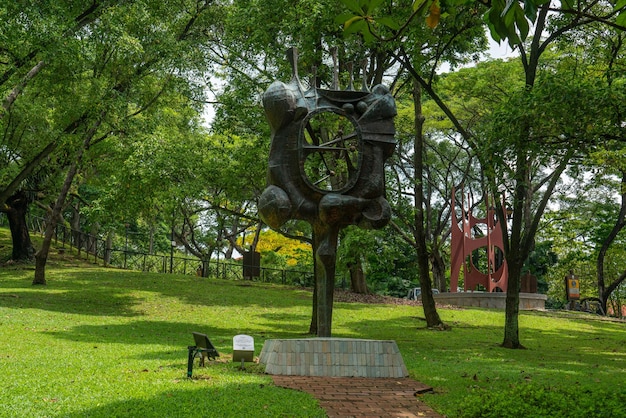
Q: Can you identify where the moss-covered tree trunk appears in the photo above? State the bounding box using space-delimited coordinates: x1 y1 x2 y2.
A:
348 257 368 294
5 191 35 261
430 250 446 292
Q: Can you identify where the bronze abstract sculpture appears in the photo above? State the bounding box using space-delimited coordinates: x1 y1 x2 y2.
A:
259 48 397 337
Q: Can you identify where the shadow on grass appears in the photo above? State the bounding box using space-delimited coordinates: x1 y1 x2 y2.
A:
44 319 246 354
336 305 625 345
0 266 313 318
347 313 626 390
255 311 313 333
44 317 313 357
0 287 142 317
61 384 325 418
0 267 147 317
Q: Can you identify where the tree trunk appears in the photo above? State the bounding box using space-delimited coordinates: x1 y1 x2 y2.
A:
501 145 528 348
412 81 445 329
500 6 556 349
104 232 113 265
249 222 262 253
501 212 524 346
5 191 35 261
348 257 368 294
33 161 79 285
71 202 81 254
1 60 45 120
502 259 524 348
149 224 154 254
430 249 446 292
88 222 98 257
33 112 103 285
597 171 626 314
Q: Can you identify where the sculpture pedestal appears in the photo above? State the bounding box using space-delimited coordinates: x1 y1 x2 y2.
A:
434 292 547 310
258 338 408 378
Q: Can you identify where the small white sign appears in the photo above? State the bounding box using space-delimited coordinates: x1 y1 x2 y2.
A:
233 334 254 351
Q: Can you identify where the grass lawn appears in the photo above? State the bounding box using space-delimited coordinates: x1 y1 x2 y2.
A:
1 228 625 417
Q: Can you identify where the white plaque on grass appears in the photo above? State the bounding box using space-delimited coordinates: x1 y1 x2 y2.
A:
233 334 254 362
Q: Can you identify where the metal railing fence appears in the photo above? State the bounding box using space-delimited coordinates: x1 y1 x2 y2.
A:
0 213 313 286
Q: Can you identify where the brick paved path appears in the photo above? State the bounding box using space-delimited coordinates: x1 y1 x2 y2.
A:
272 376 443 418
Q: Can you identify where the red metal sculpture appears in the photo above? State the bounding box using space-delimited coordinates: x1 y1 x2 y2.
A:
450 187 508 293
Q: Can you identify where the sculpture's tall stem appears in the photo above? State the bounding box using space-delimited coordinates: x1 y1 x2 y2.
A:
313 222 339 337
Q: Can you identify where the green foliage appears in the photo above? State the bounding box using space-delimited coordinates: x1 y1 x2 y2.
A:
338 226 420 296
251 229 312 270
1 0 221 260
538 165 626 309
524 241 557 293
459 383 626 418
336 0 407 43
618 0 626 26
335 0 539 46
483 0 532 47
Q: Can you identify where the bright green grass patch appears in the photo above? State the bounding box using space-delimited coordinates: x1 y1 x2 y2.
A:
0 267 325 417
0 228 625 417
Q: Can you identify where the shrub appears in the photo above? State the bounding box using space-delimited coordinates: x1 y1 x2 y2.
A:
458 383 626 418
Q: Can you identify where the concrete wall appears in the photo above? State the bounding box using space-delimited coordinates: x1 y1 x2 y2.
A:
259 338 409 377
434 292 547 310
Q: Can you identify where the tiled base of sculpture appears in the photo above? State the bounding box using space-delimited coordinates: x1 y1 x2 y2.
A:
258 338 409 378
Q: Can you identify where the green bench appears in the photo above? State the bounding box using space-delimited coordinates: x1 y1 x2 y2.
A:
187 332 219 378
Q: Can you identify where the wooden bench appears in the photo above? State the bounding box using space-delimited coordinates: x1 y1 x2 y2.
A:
187 332 220 378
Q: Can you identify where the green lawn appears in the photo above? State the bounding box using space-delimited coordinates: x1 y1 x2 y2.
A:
1 229 624 417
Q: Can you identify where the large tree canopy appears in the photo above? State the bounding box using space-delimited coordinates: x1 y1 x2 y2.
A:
337 0 626 345
1 1 625 335
0 1 219 280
